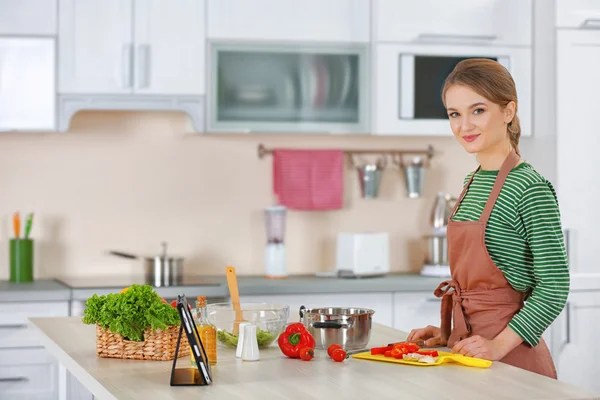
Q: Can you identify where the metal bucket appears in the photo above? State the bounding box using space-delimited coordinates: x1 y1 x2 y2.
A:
299 305 375 351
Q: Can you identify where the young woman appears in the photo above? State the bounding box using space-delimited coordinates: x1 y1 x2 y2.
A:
406 58 569 379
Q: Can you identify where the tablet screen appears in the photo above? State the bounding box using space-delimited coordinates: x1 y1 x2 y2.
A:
173 295 212 385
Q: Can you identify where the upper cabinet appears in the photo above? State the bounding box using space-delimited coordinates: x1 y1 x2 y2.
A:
0 0 57 36
58 0 205 96
207 0 369 43
0 38 56 131
374 0 533 46
207 43 368 133
58 0 132 94
133 0 205 95
556 0 600 29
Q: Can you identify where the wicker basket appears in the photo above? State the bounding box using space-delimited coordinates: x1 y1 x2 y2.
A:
95 324 190 361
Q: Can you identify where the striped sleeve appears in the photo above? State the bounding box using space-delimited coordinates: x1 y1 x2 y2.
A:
507 182 570 347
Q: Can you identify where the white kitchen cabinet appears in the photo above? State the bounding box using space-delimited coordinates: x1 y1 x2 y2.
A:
556 0 600 29
0 38 56 131
374 0 532 46
392 292 440 334
552 291 600 394
58 0 205 95
556 30 600 273
240 293 394 328
0 0 57 36
207 0 369 43
0 348 59 400
58 0 132 94
132 0 205 95
0 301 70 348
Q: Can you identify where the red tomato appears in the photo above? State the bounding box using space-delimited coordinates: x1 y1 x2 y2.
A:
327 344 343 358
331 348 348 362
169 300 191 310
299 347 314 361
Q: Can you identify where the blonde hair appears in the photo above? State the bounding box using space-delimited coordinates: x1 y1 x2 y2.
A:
441 58 521 156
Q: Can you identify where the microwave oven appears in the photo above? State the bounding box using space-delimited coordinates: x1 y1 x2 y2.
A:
375 43 532 136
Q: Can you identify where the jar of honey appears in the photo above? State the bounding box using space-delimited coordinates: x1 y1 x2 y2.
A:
190 296 217 366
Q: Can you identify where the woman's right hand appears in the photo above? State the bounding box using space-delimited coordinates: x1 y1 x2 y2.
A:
406 325 447 347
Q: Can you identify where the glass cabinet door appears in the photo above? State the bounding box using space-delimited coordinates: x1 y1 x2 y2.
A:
209 43 367 133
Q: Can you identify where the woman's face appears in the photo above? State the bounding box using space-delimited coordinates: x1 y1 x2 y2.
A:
444 84 515 155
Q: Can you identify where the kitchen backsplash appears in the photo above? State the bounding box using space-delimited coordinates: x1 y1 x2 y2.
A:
0 110 476 279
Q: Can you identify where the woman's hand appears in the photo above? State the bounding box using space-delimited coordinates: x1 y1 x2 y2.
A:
452 327 523 361
406 325 447 347
451 335 505 360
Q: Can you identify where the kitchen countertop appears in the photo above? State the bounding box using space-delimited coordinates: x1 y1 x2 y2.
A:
5 272 599 303
30 316 600 400
0 279 71 302
58 273 445 301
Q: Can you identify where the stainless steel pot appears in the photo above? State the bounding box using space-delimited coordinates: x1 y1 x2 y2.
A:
299 305 375 351
109 242 184 287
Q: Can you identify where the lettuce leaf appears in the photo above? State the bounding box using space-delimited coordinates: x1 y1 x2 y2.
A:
82 284 180 342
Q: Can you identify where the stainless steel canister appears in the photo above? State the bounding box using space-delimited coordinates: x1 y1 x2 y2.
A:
299 306 375 351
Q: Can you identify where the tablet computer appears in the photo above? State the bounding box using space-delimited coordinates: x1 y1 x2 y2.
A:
170 294 212 386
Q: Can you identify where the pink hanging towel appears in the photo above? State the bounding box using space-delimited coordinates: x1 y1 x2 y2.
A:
273 149 344 210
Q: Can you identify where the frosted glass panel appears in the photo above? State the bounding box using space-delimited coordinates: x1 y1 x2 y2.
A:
213 46 364 131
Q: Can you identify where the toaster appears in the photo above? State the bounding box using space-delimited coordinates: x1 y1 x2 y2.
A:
335 232 390 277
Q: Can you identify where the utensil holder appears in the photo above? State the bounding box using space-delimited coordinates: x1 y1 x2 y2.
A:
355 156 386 199
402 158 426 199
10 238 34 283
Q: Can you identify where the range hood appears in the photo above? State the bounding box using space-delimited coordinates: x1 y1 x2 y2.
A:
57 94 205 132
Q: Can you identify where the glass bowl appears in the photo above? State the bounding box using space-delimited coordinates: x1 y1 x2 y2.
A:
206 302 290 349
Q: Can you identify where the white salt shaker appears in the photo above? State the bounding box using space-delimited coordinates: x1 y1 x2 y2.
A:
241 324 260 361
236 322 250 358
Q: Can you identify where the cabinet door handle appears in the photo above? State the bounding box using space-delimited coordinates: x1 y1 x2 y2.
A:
558 301 572 354
564 229 570 269
565 301 571 345
0 324 27 329
417 33 497 42
0 377 29 383
581 19 600 29
426 298 442 302
121 44 133 88
137 44 150 89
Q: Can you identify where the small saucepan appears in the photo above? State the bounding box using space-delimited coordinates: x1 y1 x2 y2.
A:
299 305 375 351
109 242 184 287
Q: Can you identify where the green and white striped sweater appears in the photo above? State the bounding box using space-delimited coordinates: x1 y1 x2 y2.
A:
452 162 570 347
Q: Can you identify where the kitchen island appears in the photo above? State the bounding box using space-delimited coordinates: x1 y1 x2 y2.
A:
30 317 599 400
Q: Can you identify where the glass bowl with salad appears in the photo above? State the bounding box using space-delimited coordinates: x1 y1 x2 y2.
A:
206 302 289 349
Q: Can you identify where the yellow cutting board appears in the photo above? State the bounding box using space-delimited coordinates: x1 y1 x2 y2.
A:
351 351 492 369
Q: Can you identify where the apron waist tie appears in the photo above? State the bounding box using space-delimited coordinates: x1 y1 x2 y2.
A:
435 280 526 344
435 280 469 343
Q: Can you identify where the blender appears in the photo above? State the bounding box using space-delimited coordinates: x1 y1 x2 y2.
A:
264 205 287 279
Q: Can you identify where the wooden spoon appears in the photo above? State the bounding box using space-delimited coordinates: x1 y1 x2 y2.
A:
225 266 246 335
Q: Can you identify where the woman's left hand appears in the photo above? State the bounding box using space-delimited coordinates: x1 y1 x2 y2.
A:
451 335 505 360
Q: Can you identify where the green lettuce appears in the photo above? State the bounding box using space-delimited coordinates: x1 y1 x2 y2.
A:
82 284 180 342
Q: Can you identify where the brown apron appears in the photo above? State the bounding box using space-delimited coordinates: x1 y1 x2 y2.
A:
434 150 557 379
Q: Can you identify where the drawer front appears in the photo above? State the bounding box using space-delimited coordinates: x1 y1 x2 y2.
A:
0 348 58 400
0 302 69 348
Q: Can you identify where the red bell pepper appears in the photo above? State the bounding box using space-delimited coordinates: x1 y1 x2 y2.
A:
278 323 316 358
417 350 439 357
370 345 393 355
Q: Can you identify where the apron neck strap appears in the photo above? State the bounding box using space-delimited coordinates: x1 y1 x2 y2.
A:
479 149 520 223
